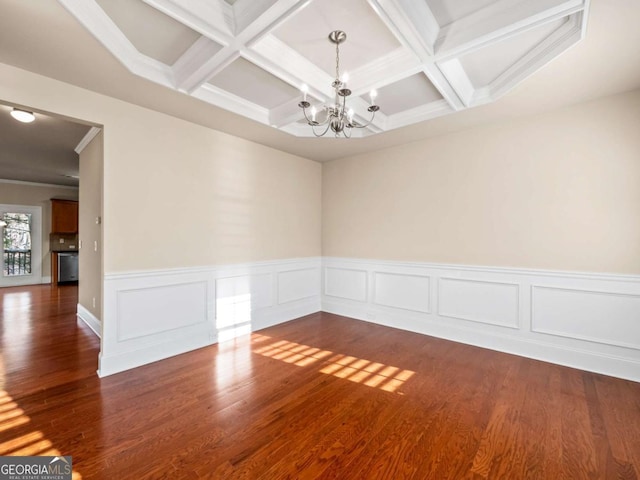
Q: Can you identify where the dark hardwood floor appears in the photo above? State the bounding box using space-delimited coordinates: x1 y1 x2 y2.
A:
1 285 639 479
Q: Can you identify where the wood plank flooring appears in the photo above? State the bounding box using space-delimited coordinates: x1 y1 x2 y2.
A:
1 284 639 479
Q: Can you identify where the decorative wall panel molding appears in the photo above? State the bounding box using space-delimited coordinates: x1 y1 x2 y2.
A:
100 257 321 376
324 267 368 302
58 0 590 137
531 285 640 350
278 268 321 304
322 257 640 382
438 277 519 329
116 281 209 341
373 272 431 314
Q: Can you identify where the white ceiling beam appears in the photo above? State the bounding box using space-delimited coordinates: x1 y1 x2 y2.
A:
367 0 440 58
176 47 240 93
173 36 228 90
422 64 466 111
435 59 476 108
435 0 586 60
58 0 174 88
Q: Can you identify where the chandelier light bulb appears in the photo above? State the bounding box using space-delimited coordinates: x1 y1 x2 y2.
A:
370 89 378 104
301 84 308 101
311 106 317 122
341 72 349 86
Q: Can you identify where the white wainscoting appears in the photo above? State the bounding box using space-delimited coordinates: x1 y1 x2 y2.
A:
322 257 640 382
100 257 321 377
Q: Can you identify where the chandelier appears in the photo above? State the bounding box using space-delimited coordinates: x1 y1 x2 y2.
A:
298 31 380 138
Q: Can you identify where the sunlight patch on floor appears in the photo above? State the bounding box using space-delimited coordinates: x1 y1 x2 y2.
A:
252 334 415 393
0 389 83 479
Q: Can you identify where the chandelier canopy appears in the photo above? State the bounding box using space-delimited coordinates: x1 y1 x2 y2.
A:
298 31 380 138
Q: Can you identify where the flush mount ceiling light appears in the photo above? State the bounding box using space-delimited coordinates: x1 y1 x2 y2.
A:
298 31 379 138
10 108 35 123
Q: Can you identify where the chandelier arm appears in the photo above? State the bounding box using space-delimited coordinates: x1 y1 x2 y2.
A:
300 104 330 126
351 109 378 129
312 122 332 137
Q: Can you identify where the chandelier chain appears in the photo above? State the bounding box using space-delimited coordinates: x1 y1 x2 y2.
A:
335 41 340 81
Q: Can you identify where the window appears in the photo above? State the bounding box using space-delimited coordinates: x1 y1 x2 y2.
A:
2 213 32 276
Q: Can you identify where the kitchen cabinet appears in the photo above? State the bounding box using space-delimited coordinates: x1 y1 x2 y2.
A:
51 199 78 233
51 199 78 285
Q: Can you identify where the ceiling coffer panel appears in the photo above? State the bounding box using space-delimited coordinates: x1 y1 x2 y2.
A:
208 58 301 110
96 0 202 66
428 0 498 28
62 0 591 137
368 74 444 116
458 17 569 89
272 0 402 76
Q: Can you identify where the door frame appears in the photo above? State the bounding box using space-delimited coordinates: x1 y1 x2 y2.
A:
0 203 43 287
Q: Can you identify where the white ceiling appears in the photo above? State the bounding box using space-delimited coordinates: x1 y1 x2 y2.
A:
0 104 90 186
0 0 638 163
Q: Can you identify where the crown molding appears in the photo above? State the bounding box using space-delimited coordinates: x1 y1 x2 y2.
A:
75 126 101 154
0 178 79 190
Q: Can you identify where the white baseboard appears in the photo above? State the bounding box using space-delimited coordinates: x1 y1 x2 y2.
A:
100 257 321 377
98 334 212 378
77 303 101 338
322 257 640 382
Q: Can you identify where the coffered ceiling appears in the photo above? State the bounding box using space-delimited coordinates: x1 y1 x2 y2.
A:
0 0 639 163
58 0 590 138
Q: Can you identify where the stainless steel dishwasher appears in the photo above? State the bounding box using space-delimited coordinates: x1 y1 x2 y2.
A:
58 252 79 282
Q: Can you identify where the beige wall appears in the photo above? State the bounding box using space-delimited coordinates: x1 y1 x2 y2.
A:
0 63 321 274
106 117 322 270
79 130 103 320
323 89 640 274
0 181 78 277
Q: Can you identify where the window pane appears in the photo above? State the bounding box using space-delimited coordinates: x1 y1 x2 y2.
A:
3 213 32 276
